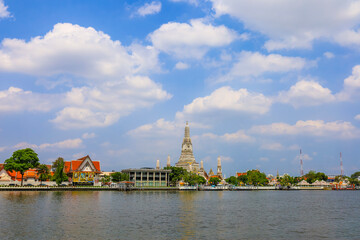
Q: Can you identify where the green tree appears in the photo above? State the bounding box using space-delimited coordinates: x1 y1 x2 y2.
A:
183 173 206 186
111 172 129 182
37 164 50 184
4 148 40 186
349 178 359 186
52 157 68 186
101 175 111 185
279 175 294 186
304 171 328 184
164 166 188 186
246 170 268 186
351 171 360 179
237 174 248 185
196 175 206 185
209 176 221 186
225 176 239 186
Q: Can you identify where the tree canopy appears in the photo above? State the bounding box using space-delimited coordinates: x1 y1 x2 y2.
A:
351 171 360 179
304 171 328 184
246 170 268 186
52 157 68 185
37 164 50 184
183 173 206 186
111 172 129 182
164 166 188 186
209 176 221 186
225 176 239 186
4 148 40 186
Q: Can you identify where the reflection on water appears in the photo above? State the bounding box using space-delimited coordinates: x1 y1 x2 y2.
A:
0 191 359 240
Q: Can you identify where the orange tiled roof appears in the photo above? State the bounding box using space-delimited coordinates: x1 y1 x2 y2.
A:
236 172 247 177
64 155 101 173
64 161 71 173
71 160 83 171
93 161 101 172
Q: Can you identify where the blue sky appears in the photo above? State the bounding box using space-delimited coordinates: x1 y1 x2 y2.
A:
1 0 360 177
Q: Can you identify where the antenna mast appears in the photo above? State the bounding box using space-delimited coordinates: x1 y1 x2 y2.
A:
340 152 344 176
300 149 304 176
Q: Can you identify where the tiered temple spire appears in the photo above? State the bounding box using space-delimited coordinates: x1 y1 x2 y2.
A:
175 122 199 172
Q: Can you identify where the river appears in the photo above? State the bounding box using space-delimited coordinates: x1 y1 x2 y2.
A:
0 191 359 240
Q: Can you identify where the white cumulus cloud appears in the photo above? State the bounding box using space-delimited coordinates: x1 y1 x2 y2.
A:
0 23 160 77
0 0 10 18
177 86 272 118
82 132 96 139
218 51 307 82
175 62 190 70
148 18 238 58
136 1 161 17
250 120 360 139
0 23 171 129
0 87 62 112
210 0 360 50
197 130 255 143
277 80 336 107
337 65 360 100
355 114 360 120
12 138 83 150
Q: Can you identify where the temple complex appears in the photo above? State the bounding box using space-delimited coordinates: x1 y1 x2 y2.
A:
64 155 101 186
175 122 200 173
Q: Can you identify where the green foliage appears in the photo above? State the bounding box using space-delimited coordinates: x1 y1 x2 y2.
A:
209 176 221 186
101 175 111 184
305 171 328 184
52 157 68 186
225 176 239 186
279 175 296 186
37 164 50 183
164 166 188 185
111 172 129 182
246 170 268 186
237 174 248 185
183 173 206 186
4 148 40 186
351 171 360 179
348 178 359 186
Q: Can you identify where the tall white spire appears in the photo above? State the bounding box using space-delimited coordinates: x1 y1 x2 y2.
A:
175 122 199 172
167 155 171 167
200 160 204 170
156 159 160 169
217 156 222 177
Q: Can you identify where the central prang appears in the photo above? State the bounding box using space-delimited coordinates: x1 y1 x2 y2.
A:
175 121 199 173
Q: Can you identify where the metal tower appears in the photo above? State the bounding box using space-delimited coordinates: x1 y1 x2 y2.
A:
340 152 344 176
300 149 304 176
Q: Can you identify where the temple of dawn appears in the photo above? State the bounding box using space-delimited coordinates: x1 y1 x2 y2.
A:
122 121 224 187
175 121 223 182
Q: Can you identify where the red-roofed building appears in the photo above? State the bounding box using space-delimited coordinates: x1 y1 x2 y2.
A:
64 155 101 186
0 164 53 184
236 172 247 177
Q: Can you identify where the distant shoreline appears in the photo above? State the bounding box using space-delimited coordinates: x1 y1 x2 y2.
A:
0 186 357 191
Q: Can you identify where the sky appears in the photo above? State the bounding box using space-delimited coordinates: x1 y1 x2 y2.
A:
0 0 360 177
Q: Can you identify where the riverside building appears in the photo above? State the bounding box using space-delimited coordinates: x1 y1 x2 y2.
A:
121 168 171 187
64 155 101 186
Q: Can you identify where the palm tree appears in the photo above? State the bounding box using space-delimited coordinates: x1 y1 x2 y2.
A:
37 164 50 185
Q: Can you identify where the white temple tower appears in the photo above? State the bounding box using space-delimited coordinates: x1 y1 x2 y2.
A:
175 122 200 172
156 159 160 169
217 156 222 179
167 155 171 167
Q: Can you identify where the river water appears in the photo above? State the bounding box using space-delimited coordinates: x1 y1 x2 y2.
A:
0 190 359 240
